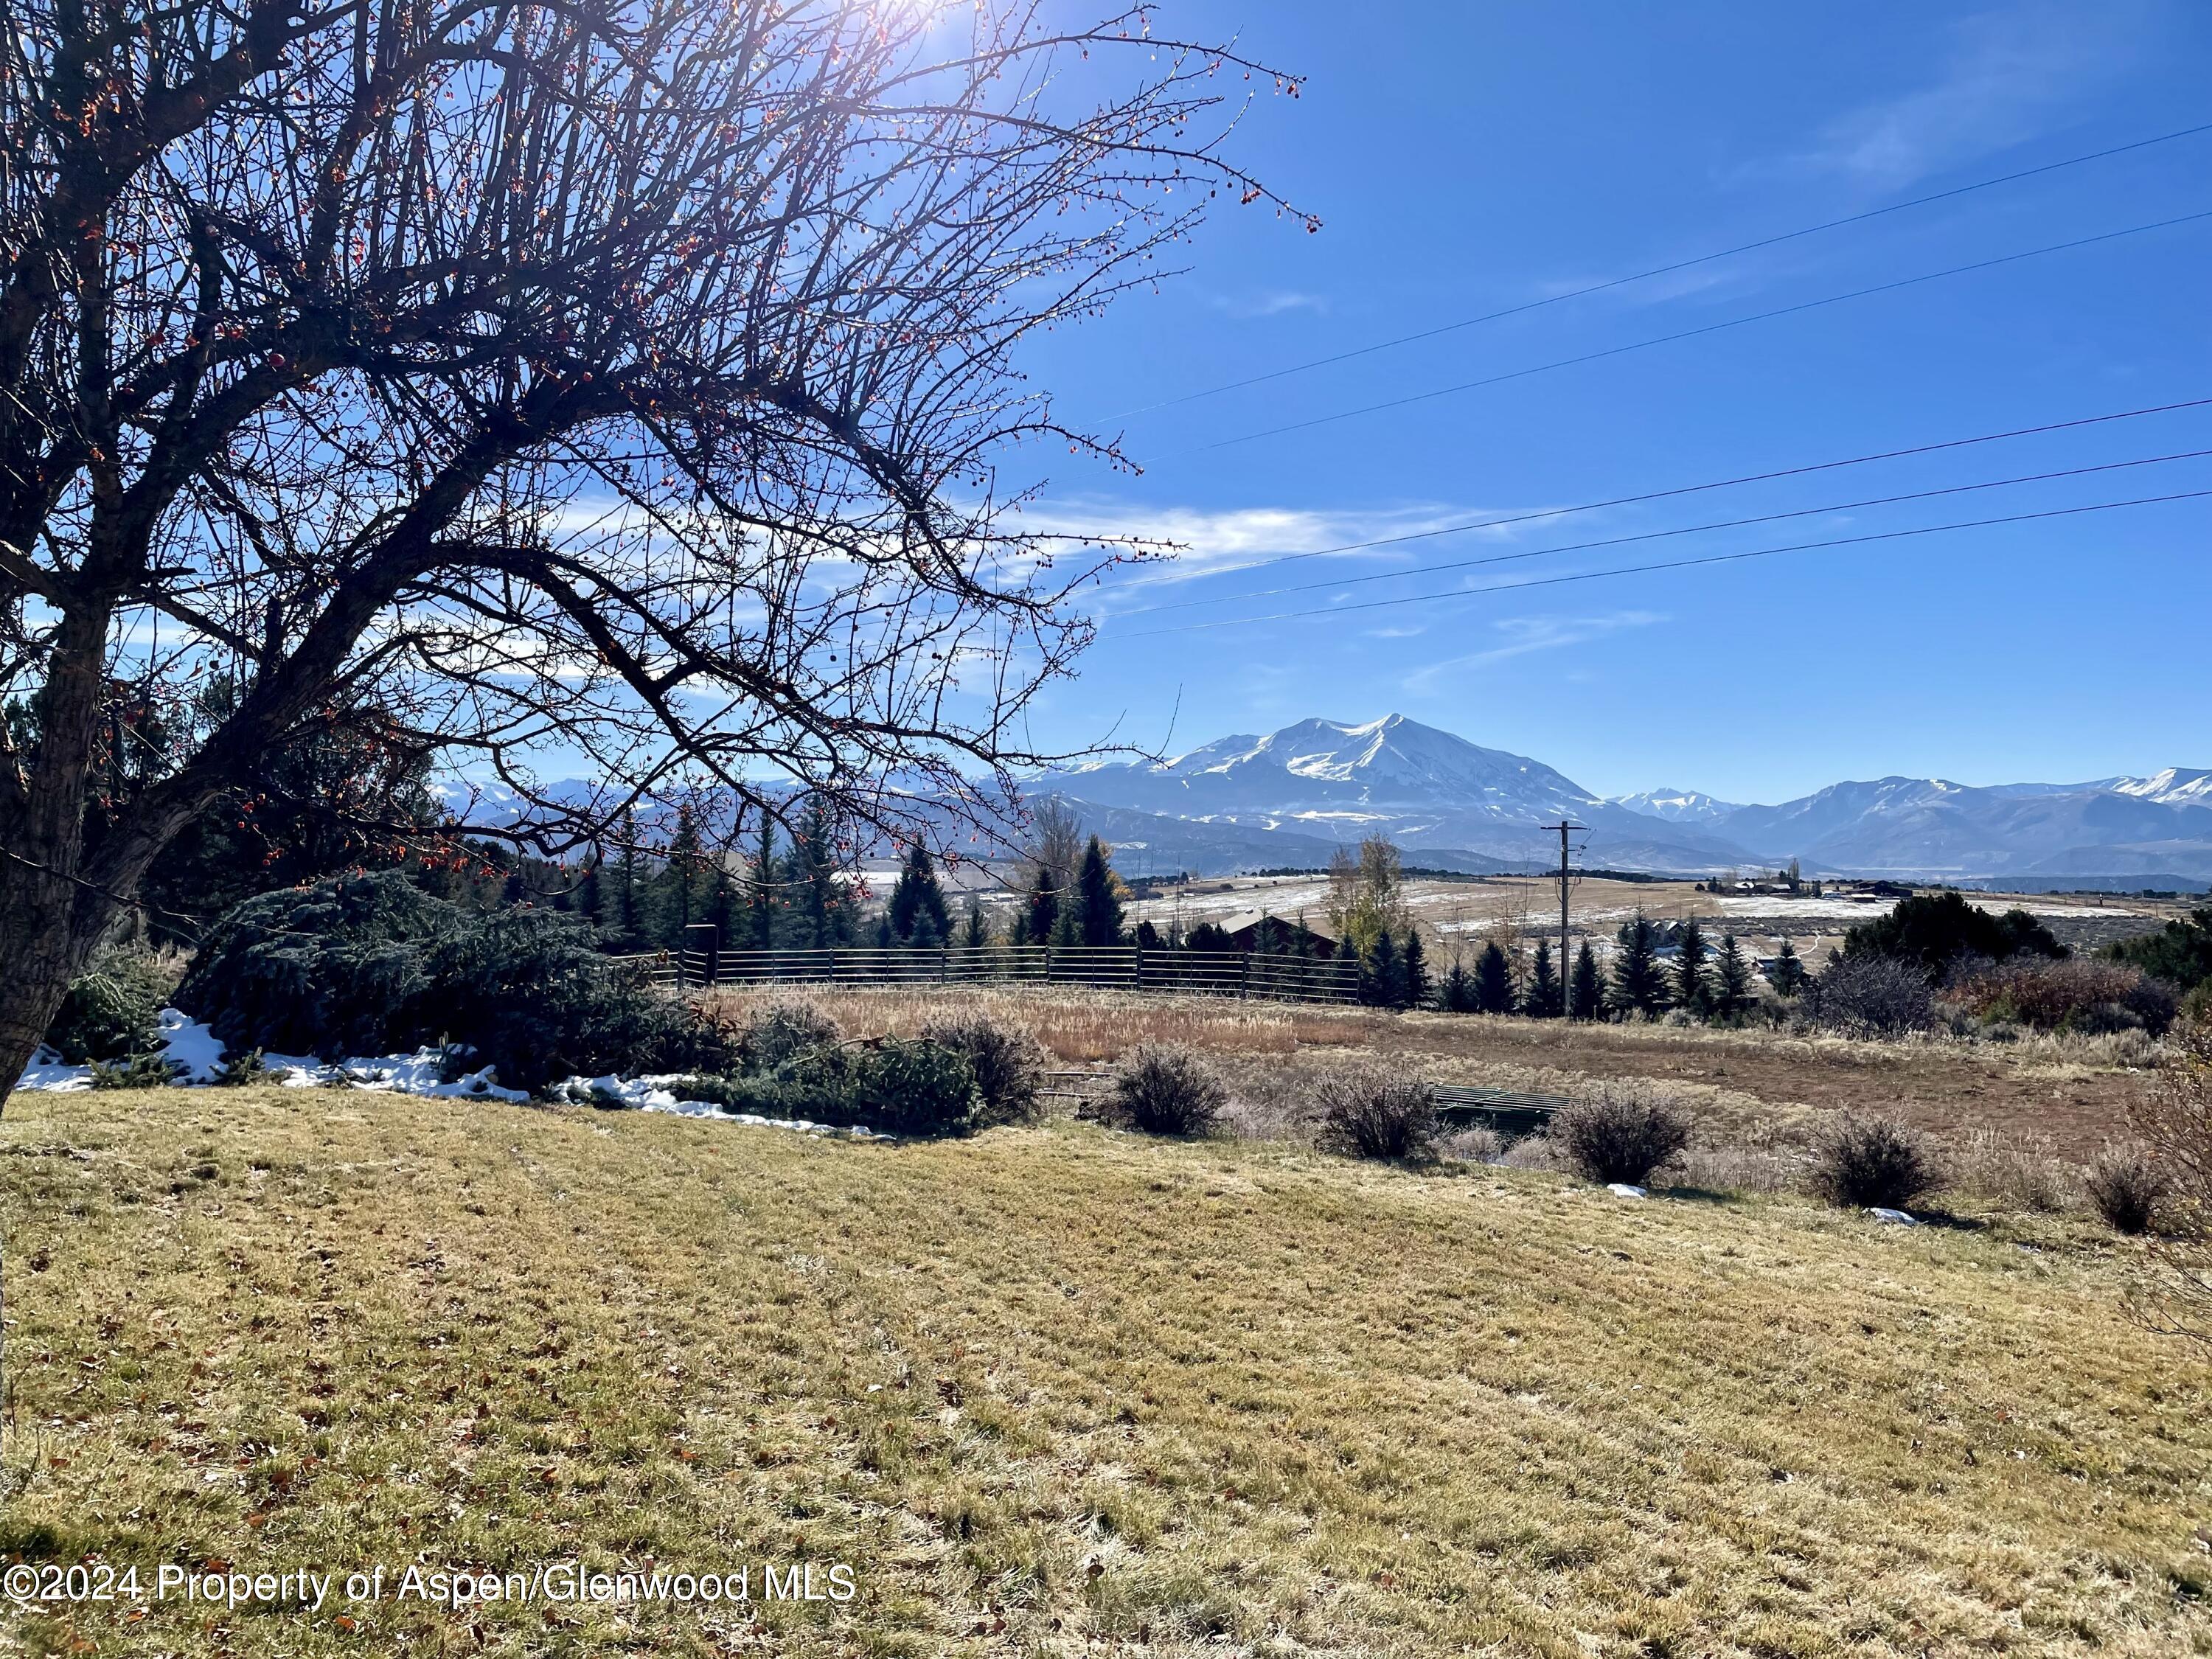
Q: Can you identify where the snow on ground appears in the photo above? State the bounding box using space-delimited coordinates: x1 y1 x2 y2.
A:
18 1010 886 1138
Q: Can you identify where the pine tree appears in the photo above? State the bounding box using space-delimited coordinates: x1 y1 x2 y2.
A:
1524 938 1559 1018
1674 917 1710 1016
1570 940 1604 1020
1474 940 1514 1014
747 814 779 950
1074 835 1123 946
959 897 990 952
886 844 950 945
1025 866 1060 945
704 851 742 960
790 796 853 949
1402 926 1429 1008
1714 932 1753 1018
1439 958 1476 1013
1365 929 1402 1008
576 856 603 929
655 804 703 949
613 810 644 950
1610 911 1670 1016
1764 937 1803 997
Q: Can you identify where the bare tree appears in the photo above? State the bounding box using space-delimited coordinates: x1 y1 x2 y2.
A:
1019 793 1085 890
0 0 1304 1098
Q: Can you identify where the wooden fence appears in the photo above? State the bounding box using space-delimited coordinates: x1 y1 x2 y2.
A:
607 942 1361 1004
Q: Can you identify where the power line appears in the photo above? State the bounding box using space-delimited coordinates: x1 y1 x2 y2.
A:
1093 393 2212 590
1115 487 2212 637
1113 445 2212 616
1185 207 2212 453
1105 120 2212 422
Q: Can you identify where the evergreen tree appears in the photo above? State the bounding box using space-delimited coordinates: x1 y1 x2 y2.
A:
790 796 854 949
1365 929 1402 1008
1402 927 1429 1008
613 810 644 950
1025 866 1060 945
1074 835 1124 946
886 844 950 945
576 857 604 928
1048 894 1084 948
1473 940 1514 1014
959 897 990 952
1610 911 1670 1017
1674 917 1710 1016
655 804 703 949
1714 932 1753 1018
1185 919 1232 953
1134 918 1163 950
747 814 779 950
1769 937 1808 997
704 850 742 959
1439 957 1476 1013
1570 940 1604 1020
1524 938 1559 1018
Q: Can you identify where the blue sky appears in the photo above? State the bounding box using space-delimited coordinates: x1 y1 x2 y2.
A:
1005 0 2212 804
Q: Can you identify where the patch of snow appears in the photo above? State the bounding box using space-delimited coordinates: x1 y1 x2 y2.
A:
157 1009 226 1084
1606 1183 1649 1200
640 1098 891 1138
18 1045 90 1092
13 1015 883 1141
1866 1206 1920 1225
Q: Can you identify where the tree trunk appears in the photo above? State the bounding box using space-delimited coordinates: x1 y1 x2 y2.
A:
0 855 111 1108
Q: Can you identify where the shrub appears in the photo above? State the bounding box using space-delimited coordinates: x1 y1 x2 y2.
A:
2084 1144 2169 1235
1947 956 2177 1037
2107 905 2212 995
211 1048 271 1088
1311 1067 1439 1161
88 1052 181 1090
1552 1085 1690 1186
1102 1044 1224 1137
859 1039 980 1137
1955 1129 2070 1214
1802 954 1935 1038
737 999 845 1072
1843 891 2063 980
42 944 175 1063
919 1013 1047 1127
1809 1115 1944 1210
176 870 733 1089
2126 1020 2212 1342
672 1036 978 1136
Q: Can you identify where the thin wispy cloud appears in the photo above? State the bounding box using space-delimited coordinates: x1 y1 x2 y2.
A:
1769 3 2151 191
1014 499 1544 598
1400 610 1666 692
1203 288 1332 319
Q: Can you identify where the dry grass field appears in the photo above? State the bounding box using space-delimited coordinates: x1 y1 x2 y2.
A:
4 1079 2211 1658
705 985 2157 1163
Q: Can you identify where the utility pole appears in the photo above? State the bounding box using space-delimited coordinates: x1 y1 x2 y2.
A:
1551 821 1585 1017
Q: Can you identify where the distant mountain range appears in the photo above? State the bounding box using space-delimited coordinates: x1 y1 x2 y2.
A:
1032 714 2212 886
428 714 2212 887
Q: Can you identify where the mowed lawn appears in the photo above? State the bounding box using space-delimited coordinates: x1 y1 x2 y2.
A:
3 1087 2209 1657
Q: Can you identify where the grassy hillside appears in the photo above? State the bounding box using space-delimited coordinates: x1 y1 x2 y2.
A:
4 1086 2209 1656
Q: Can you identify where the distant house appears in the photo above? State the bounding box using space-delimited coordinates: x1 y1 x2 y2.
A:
1209 910 1343 959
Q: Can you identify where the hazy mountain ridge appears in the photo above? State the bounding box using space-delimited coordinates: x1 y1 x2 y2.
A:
429 716 2212 882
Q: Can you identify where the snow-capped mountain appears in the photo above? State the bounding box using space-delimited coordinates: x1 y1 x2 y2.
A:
2111 767 2212 807
1668 773 2212 882
1048 714 1757 871
1610 788 1745 824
